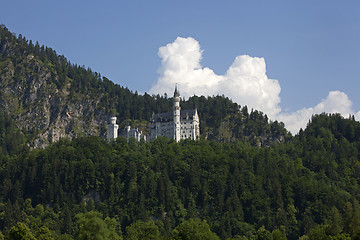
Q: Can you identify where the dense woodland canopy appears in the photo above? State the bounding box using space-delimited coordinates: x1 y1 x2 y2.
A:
1 109 360 239
1 25 360 239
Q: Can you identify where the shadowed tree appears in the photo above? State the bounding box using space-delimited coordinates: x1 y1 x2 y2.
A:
125 220 162 240
170 218 219 240
35 226 54 240
74 211 122 240
8 222 36 240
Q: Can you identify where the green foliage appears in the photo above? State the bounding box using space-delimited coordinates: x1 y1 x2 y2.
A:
1 113 360 238
125 220 162 240
343 199 360 238
272 229 286 240
74 211 122 240
331 234 351 240
8 222 36 240
35 226 54 240
170 218 219 240
256 226 272 240
306 225 328 240
0 110 27 157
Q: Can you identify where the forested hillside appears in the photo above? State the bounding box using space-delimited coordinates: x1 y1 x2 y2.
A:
0 110 360 239
2 24 360 240
0 25 289 148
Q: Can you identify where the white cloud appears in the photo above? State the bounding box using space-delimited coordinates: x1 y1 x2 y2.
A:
224 55 281 117
277 91 355 133
152 37 222 98
149 37 359 134
150 37 281 117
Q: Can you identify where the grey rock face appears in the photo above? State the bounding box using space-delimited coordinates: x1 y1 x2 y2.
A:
0 55 109 148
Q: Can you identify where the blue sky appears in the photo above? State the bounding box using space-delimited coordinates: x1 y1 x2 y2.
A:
1 0 360 132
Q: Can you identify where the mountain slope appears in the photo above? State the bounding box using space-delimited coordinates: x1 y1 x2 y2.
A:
0 25 111 147
0 25 290 148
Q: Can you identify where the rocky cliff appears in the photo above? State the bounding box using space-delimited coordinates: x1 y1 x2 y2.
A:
0 26 110 148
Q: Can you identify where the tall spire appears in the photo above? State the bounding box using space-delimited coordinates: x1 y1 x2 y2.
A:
173 84 181 142
174 84 180 98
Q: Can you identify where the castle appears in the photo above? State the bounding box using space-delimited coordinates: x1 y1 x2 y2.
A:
107 86 200 142
149 86 200 141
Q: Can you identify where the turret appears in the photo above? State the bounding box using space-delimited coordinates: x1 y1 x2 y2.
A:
173 85 181 142
108 116 119 141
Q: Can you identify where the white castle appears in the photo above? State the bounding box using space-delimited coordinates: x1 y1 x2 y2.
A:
107 86 200 142
125 126 145 141
150 86 200 141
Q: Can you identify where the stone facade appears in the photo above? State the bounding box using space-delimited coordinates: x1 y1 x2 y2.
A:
125 126 146 141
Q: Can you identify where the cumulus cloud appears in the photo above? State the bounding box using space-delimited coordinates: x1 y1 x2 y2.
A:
150 37 281 117
152 37 222 99
149 37 359 134
277 91 357 133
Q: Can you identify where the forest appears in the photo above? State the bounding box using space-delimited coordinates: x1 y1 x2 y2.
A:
1 109 360 239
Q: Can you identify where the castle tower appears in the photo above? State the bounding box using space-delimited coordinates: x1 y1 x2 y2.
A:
108 116 119 141
193 108 200 139
173 85 181 142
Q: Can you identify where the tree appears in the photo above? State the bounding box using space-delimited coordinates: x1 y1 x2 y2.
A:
170 218 219 240
332 233 351 240
306 225 327 240
256 226 272 240
344 200 360 237
326 207 343 236
272 229 286 240
35 226 54 240
125 220 162 240
74 211 122 240
8 222 36 240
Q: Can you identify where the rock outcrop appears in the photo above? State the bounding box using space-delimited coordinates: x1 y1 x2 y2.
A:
0 54 110 148
0 26 112 148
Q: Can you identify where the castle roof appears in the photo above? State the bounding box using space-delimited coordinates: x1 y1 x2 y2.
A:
151 112 173 122
151 109 198 123
174 84 180 98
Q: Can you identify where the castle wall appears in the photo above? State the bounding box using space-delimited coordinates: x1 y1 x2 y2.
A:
150 122 174 140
